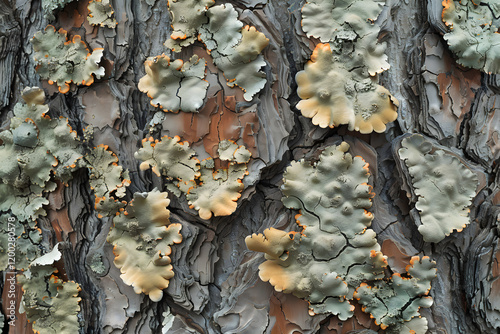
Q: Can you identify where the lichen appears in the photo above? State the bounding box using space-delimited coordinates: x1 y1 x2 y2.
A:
84 145 131 218
165 1 269 101
106 189 183 302
0 87 82 221
135 137 251 220
17 245 82 334
88 0 117 28
301 0 389 75
442 0 500 73
398 134 479 243
165 0 215 51
41 0 76 20
0 214 42 272
246 142 387 320
354 256 436 330
138 55 209 112
31 26 105 93
296 43 398 133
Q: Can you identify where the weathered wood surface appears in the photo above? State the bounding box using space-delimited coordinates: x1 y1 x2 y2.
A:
1 0 499 333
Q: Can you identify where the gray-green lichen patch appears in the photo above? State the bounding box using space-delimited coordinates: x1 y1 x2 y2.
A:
296 43 398 133
138 55 208 112
165 0 215 51
107 189 183 302
88 0 117 28
135 137 251 220
301 0 389 75
32 26 105 93
442 0 500 73
199 4 269 101
246 142 387 320
354 256 436 331
84 145 130 217
42 0 76 20
0 87 82 221
398 134 479 243
165 1 269 101
0 214 42 271
17 245 82 334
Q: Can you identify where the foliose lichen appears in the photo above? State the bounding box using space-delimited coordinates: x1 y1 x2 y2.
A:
106 189 183 302
354 256 436 330
297 0 398 132
442 0 500 73
138 55 209 113
31 26 105 93
84 145 131 217
246 142 387 320
88 0 117 28
0 87 82 221
135 137 251 220
296 43 398 132
17 245 82 334
41 0 76 21
398 134 478 243
165 1 269 101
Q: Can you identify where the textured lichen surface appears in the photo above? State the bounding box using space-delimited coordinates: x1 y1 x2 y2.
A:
135 137 251 220
31 26 104 93
87 0 117 28
138 55 209 112
442 0 500 73
301 0 389 75
398 134 478 242
165 1 269 101
246 143 387 320
354 256 436 330
84 145 130 217
296 43 398 133
107 189 183 302
41 0 76 20
17 245 81 334
0 88 82 221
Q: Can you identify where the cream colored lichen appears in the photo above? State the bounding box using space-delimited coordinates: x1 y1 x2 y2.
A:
442 0 500 73
107 189 182 301
398 134 478 243
138 54 208 112
296 43 398 133
246 142 387 320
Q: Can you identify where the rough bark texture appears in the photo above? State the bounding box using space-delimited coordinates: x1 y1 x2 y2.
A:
1 0 500 333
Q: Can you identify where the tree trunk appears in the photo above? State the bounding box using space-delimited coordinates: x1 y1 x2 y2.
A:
1 0 500 333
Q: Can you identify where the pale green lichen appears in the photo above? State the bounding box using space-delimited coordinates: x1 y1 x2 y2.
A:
42 0 76 20
442 0 500 73
398 134 478 243
246 142 387 320
0 87 82 221
17 245 82 334
135 137 252 220
296 43 398 133
354 256 436 330
107 189 183 302
88 0 117 28
138 55 209 112
165 0 215 51
199 4 269 101
84 145 131 217
165 1 269 101
32 26 105 93
301 0 389 75
0 215 42 272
